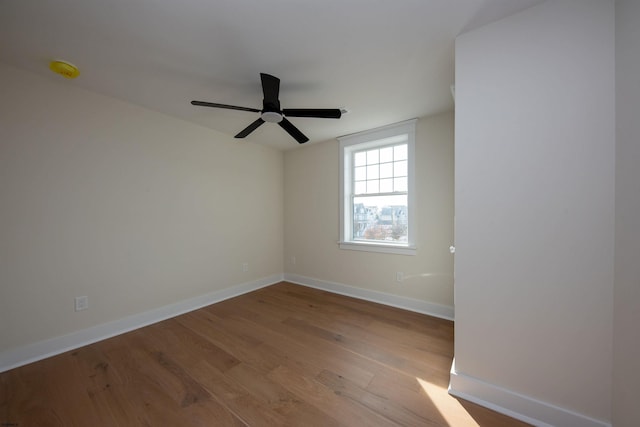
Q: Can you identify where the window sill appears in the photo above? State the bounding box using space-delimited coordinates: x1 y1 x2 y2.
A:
338 241 416 256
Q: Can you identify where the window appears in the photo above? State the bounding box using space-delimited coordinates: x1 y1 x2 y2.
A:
339 119 416 255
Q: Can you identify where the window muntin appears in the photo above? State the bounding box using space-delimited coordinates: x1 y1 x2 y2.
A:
354 144 407 194
339 119 416 255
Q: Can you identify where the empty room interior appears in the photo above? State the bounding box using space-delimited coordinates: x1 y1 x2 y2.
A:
1 0 638 426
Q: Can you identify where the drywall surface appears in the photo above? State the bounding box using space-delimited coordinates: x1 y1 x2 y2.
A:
0 63 283 353
283 112 455 310
454 0 614 423
613 0 640 425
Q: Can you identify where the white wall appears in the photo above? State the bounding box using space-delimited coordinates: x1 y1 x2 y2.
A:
613 1 640 426
452 1 614 425
283 112 455 314
0 63 283 356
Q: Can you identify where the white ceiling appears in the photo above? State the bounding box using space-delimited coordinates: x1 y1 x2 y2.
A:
0 0 542 150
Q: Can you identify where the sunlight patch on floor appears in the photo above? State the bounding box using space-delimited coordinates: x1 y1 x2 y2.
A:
417 377 480 427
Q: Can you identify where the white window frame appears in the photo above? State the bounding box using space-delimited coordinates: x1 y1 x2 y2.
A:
338 119 416 255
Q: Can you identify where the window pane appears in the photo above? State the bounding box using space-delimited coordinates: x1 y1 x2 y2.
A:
355 181 366 194
366 164 379 180
379 147 393 163
354 151 367 167
367 180 379 194
352 194 408 242
394 160 407 177
394 177 407 192
366 149 379 165
380 178 393 193
394 144 407 160
355 166 366 181
380 162 393 179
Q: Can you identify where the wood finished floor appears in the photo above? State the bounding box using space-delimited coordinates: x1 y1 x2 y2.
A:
1 282 529 426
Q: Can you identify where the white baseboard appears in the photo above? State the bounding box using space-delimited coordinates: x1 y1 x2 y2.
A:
0 274 283 373
448 360 612 427
283 273 454 321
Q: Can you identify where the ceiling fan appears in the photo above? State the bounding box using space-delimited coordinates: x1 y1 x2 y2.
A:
191 73 342 144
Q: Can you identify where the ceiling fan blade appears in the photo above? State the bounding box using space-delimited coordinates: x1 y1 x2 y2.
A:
191 100 260 113
235 118 265 138
279 118 309 144
260 73 280 107
282 108 342 119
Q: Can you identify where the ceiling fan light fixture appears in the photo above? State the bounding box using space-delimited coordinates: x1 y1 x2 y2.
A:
261 111 283 123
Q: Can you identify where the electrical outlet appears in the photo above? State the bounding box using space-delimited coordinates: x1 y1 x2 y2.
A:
291 256 296 265
242 262 249 272
396 272 404 282
75 296 89 311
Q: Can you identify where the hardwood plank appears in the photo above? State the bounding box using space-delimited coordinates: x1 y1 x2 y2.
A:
268 364 396 427
274 282 454 338
216 301 380 388
247 286 455 366
280 316 451 387
0 282 528 426
225 362 341 427
133 319 283 426
316 369 444 426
